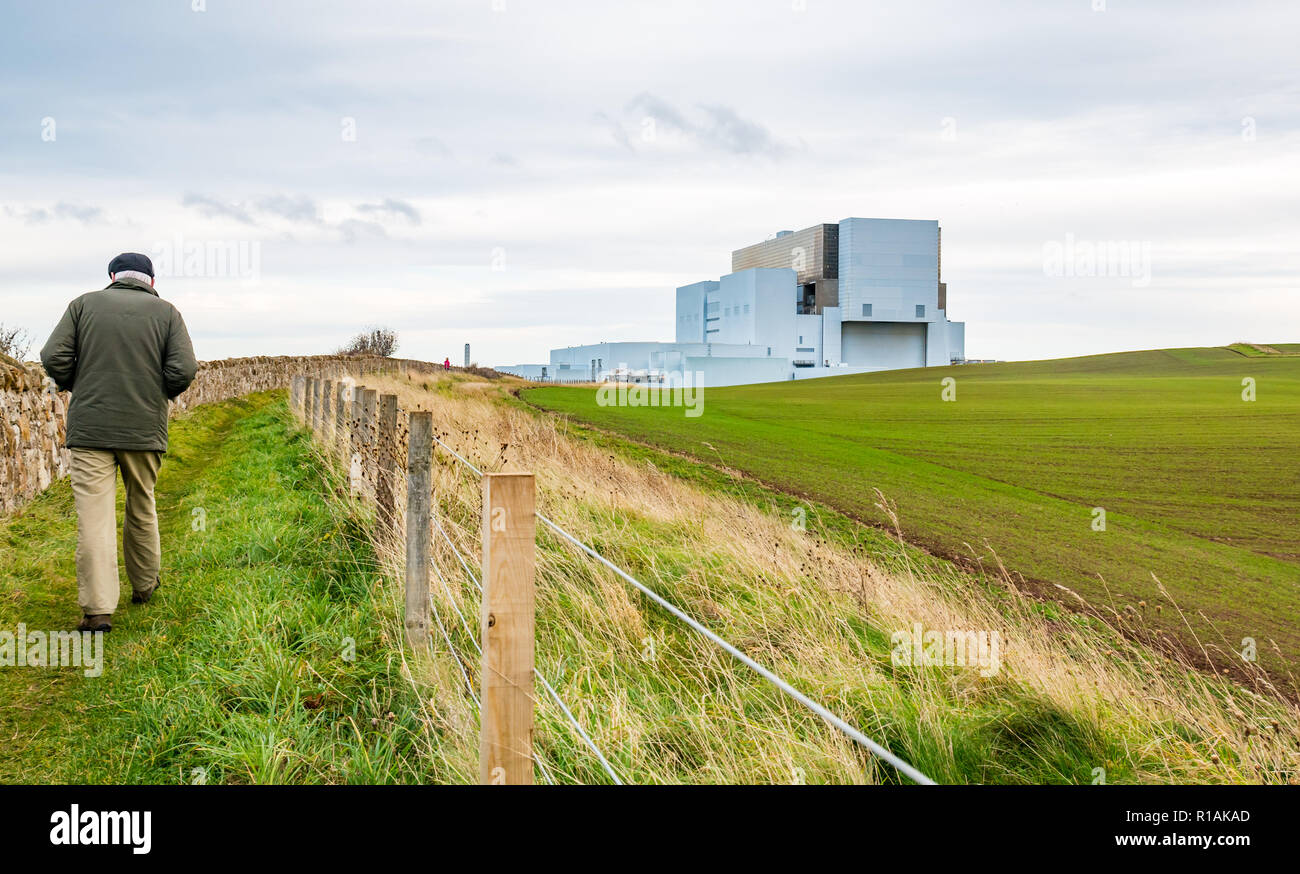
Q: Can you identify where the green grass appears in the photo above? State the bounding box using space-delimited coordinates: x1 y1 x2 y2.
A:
0 393 436 784
1228 343 1300 357
4 377 1293 786
521 346 1300 680
368 369 1300 784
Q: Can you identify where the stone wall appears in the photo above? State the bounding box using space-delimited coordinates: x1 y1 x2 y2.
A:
1 353 440 514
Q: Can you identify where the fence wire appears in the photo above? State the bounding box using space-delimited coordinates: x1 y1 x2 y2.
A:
429 431 936 786
295 380 933 786
430 513 624 785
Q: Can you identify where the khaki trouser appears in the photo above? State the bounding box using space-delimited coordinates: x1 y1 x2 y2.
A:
70 448 163 615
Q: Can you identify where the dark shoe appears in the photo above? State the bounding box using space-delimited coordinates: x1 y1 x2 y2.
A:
132 579 160 604
77 614 112 632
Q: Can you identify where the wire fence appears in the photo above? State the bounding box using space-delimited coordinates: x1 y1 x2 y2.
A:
290 371 934 786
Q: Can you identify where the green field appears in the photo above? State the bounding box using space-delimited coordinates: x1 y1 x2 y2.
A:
523 346 1300 679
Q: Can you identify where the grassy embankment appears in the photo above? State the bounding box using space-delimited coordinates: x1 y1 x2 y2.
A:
4 362 1297 785
522 346 1300 683
340 368 1299 784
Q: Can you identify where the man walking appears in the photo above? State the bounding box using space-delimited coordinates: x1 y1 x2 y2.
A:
40 254 197 632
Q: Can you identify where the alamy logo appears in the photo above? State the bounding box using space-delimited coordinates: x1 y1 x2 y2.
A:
1042 233 1151 287
890 622 1001 677
151 233 261 284
49 805 151 854
596 370 704 418
0 625 103 677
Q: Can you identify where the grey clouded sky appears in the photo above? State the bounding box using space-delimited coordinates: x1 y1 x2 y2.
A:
2 0 1297 366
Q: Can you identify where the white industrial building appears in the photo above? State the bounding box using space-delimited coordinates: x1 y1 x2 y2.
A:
498 217 965 387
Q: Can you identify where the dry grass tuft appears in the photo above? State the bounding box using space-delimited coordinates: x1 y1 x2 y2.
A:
306 368 1300 785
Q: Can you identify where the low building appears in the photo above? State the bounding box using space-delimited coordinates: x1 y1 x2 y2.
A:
498 217 965 387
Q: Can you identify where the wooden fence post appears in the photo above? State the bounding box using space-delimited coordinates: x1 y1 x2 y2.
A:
479 472 536 785
377 393 399 537
290 375 304 418
404 412 432 648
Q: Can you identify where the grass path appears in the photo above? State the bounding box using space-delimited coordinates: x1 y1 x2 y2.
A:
0 393 430 784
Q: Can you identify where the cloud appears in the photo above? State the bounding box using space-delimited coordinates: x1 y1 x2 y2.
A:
594 111 634 151
52 203 105 223
626 93 694 136
178 193 417 243
2 1 1298 367
181 193 255 225
336 218 388 243
3 202 104 225
621 92 792 157
695 103 790 157
254 194 322 225
414 136 451 157
355 198 422 226
182 193 326 226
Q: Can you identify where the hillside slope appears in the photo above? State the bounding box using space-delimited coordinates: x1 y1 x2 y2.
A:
522 347 1300 679
338 368 1299 783
5 374 1296 784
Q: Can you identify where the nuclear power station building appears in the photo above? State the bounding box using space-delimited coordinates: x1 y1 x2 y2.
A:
498 217 965 386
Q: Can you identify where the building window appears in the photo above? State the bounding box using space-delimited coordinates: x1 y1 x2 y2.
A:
766 347 771 356
862 303 871 317
916 304 925 318
798 335 803 344
743 304 750 314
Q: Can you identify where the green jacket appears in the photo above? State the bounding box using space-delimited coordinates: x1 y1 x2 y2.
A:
40 277 197 452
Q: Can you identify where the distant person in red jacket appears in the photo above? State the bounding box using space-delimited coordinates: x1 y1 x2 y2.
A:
443 357 450 371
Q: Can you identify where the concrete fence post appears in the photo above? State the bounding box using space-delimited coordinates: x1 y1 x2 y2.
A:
320 379 333 442
360 388 378 500
335 382 348 463
377 393 399 538
305 376 317 428
404 412 432 648
313 377 325 435
290 375 304 418
349 385 366 495
479 472 536 785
